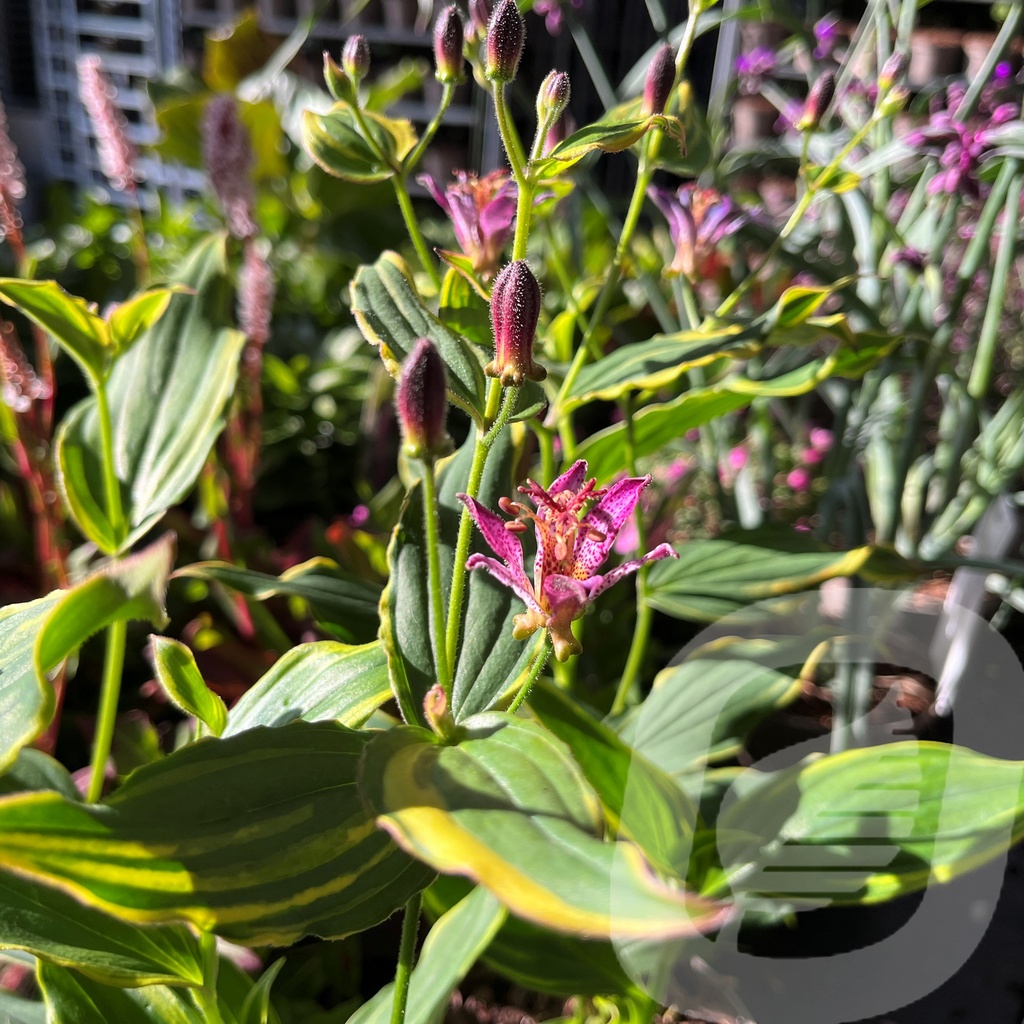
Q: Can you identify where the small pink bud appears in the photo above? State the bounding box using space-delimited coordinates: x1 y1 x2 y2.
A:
468 0 492 41
641 43 676 116
396 338 451 459
809 427 833 451
796 71 835 131
536 70 570 126
728 446 748 470
787 467 812 491
342 35 370 83
485 0 525 83
486 260 546 387
424 683 455 739
879 51 908 92
434 6 466 84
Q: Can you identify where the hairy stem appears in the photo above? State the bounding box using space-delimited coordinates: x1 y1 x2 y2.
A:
390 892 422 1024
506 633 553 715
421 459 453 701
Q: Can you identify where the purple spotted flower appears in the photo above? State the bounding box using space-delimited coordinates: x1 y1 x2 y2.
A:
735 46 777 94
459 461 677 661
417 169 517 280
650 183 746 280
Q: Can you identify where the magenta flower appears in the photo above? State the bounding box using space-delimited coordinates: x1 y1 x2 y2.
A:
735 46 777 94
533 0 583 36
459 461 677 661
650 183 746 280
417 169 517 279
812 14 840 60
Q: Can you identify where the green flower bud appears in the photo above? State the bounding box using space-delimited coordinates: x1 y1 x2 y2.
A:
536 70 571 127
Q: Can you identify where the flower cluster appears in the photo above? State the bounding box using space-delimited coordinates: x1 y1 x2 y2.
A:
460 462 677 661
76 55 138 194
202 95 257 239
735 46 777 95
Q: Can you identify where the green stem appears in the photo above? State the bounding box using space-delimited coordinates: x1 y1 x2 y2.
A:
195 931 225 1024
403 83 456 176
94 378 125 542
390 892 422 1024
492 83 527 186
506 634 553 715
610 397 652 717
86 618 126 802
393 175 441 290
421 459 452 701
715 113 880 319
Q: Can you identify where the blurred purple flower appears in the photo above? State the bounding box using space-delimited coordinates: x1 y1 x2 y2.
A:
532 0 583 36
728 446 748 470
907 93 1018 198
812 14 840 60
809 427 833 451
787 467 812 491
203 95 256 239
736 46 777 94
418 169 517 279
77 55 138 193
650 183 746 280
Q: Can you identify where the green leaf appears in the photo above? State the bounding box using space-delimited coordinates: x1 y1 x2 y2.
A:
560 326 758 413
107 288 186 356
0 534 174 773
438 268 491 346
150 636 228 737
425 876 637 997
54 235 245 553
360 715 730 940
805 164 861 193
174 557 381 643
0 722 433 946
715 742 1024 905
0 279 108 380
350 252 487 423
645 527 921 621
223 641 392 734
302 105 417 183
380 430 536 724
535 114 684 176
0 749 80 802
617 638 807 776
0 991 45 1024
526 681 696 876
348 887 506 1024
0 870 203 988
202 10 276 91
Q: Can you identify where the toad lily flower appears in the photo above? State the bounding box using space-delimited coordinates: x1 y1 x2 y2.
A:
459 461 677 662
650 183 745 281
418 169 517 279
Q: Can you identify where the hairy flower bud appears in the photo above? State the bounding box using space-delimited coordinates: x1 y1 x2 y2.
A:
796 71 835 131
396 338 451 459
485 0 525 83
536 70 571 127
879 51 908 92
641 43 675 116
434 6 466 84
487 260 546 387
342 35 370 83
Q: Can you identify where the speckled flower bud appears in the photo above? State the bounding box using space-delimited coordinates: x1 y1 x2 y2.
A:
879 51 908 92
536 70 570 127
485 0 525 83
396 338 451 460
641 43 675 116
342 35 370 83
486 260 546 387
434 6 466 84
796 71 835 131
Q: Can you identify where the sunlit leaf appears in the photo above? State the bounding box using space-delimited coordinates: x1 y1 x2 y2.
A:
150 636 228 737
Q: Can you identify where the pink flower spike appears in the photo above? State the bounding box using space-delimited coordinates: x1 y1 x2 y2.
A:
461 462 678 662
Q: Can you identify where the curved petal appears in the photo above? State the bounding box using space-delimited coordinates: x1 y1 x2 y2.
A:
548 459 588 496
458 493 526 574
466 553 542 612
416 173 452 216
574 476 650 578
584 542 678 600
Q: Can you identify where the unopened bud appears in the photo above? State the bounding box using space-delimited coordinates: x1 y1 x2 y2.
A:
342 35 370 83
878 84 910 117
536 70 571 127
424 684 456 740
323 51 353 101
468 0 492 41
879 51 908 92
485 0 525 83
486 260 546 387
434 6 466 84
396 338 451 460
796 71 835 131
641 43 675 116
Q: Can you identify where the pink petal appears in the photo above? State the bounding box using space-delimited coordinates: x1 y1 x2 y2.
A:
416 173 451 216
458 493 526 573
548 459 588 495
466 553 542 612
585 542 678 600
541 573 590 622
574 476 650 577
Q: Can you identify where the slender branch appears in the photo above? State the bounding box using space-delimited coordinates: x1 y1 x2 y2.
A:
393 175 441 290
403 83 456 176
506 633 553 715
86 618 126 802
390 892 423 1024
